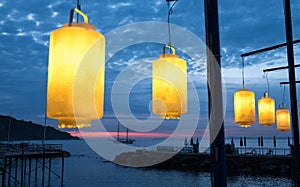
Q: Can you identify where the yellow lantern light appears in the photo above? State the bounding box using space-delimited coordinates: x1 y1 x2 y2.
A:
47 8 105 128
258 92 275 126
152 45 187 119
234 89 256 127
276 106 290 131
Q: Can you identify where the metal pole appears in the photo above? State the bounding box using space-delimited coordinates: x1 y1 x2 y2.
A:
263 64 300 72
280 81 300 85
241 39 300 57
284 0 300 185
204 0 227 186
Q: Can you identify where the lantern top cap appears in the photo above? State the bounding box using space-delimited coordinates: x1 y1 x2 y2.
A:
62 23 95 30
160 54 179 58
237 88 252 92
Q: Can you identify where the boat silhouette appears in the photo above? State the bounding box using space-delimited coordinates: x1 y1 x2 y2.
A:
115 121 135 144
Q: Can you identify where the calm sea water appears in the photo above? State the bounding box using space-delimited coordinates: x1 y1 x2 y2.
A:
26 139 293 187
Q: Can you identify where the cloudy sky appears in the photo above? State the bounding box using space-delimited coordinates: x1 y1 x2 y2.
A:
0 0 299 138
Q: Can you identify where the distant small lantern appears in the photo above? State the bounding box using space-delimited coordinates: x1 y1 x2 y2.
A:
47 8 105 128
258 92 275 126
152 45 187 119
234 89 256 127
276 106 290 131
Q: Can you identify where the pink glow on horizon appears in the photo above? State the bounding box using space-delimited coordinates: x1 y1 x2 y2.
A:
69 131 201 139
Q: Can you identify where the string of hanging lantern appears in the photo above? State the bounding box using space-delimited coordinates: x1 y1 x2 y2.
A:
234 58 291 131
152 0 187 119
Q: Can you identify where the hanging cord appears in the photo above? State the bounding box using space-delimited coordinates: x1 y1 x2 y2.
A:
167 0 179 48
264 72 270 94
77 0 81 23
280 84 286 108
241 57 245 89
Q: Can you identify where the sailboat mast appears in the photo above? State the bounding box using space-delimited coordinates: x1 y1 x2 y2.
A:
117 121 120 140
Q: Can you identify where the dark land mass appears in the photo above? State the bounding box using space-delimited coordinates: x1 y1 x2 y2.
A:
0 115 79 141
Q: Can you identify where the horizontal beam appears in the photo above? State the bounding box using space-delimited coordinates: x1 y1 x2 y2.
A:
280 81 300 85
263 64 300 72
241 39 300 57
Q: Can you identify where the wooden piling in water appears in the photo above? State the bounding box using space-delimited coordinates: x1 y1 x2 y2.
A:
28 157 31 186
35 157 38 182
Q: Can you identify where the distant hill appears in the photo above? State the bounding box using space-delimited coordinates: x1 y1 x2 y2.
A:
0 115 79 141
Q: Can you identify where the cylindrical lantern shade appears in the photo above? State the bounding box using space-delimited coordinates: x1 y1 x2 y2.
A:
234 89 255 127
47 9 105 128
258 92 275 126
276 107 290 131
152 47 187 119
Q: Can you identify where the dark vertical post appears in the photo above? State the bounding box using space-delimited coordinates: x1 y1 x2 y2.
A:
15 158 18 181
1 158 6 187
204 0 227 186
61 156 64 184
28 157 31 186
284 0 300 185
20 147 24 187
23 157 26 185
42 149 45 186
48 158 51 183
35 158 38 182
8 157 11 186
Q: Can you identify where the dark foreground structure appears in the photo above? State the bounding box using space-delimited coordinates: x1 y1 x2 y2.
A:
114 147 294 178
0 143 70 187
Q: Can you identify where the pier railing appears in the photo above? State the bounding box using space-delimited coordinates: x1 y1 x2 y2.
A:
198 146 292 156
234 147 291 156
0 143 63 156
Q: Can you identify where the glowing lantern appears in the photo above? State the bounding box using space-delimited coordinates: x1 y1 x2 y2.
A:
47 8 105 128
234 89 255 127
276 107 290 131
152 45 187 119
258 92 275 126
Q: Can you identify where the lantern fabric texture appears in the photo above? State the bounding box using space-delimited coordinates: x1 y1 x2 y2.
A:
234 89 256 127
276 107 291 131
47 8 105 128
258 92 275 126
152 46 187 119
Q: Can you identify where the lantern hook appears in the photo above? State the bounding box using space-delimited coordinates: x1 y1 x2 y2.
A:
163 45 176 55
69 8 88 26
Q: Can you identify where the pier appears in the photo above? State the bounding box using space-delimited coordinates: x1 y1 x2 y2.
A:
0 143 70 187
